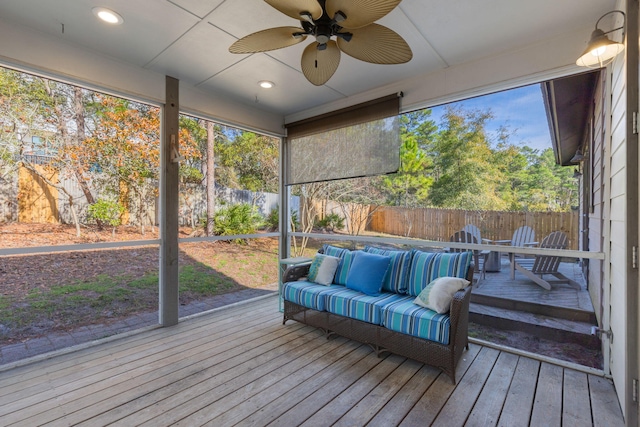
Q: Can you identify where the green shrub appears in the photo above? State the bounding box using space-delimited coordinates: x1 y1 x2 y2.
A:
290 210 300 231
179 165 204 184
315 213 345 231
265 207 279 231
265 207 300 231
214 203 264 243
87 198 124 231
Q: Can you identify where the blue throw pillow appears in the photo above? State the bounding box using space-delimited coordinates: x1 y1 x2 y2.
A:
363 246 412 294
346 251 392 296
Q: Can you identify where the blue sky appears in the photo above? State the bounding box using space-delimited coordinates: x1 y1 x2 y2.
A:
429 84 551 152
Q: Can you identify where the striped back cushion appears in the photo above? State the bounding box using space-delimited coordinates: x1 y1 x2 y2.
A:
363 246 411 294
321 244 355 286
407 250 472 296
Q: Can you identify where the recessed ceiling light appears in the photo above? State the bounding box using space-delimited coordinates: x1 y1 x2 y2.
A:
92 7 124 25
258 81 275 89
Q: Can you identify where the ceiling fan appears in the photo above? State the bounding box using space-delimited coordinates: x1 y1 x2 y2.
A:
229 0 413 86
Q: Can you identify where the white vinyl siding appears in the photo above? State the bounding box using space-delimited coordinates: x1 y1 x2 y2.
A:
588 71 605 327
607 46 627 414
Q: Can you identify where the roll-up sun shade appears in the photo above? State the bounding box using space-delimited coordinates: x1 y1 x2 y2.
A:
285 93 401 186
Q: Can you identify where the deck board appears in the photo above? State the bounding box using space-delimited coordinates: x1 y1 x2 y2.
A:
497 356 539 427
332 358 423 427
0 295 623 426
399 344 482 427
474 258 593 312
466 351 519 427
563 369 593 426
530 362 564 427
431 347 499 426
366 364 439 427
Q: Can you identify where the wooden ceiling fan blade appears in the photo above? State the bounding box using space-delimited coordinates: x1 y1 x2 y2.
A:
301 41 341 86
229 27 306 54
265 0 323 21
337 24 412 64
325 0 401 29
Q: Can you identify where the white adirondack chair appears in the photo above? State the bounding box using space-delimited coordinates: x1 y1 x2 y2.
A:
511 231 581 290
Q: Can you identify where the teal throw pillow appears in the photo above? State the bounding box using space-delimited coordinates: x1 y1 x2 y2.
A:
307 254 340 285
321 244 355 285
345 251 391 296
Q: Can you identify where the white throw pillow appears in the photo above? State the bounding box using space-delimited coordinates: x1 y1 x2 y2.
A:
307 254 341 285
413 277 470 314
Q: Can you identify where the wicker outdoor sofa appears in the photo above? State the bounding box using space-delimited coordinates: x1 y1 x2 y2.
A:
282 244 474 383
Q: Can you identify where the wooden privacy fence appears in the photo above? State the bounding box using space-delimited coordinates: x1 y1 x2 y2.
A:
367 206 579 250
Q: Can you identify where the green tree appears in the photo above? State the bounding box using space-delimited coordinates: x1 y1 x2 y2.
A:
491 126 533 210
381 110 435 207
216 131 278 193
522 148 577 211
427 106 505 210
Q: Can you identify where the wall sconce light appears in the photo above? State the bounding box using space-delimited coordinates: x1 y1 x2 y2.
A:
570 149 584 163
576 10 625 68
573 168 582 178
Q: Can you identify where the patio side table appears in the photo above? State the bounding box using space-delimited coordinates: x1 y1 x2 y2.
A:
278 256 312 312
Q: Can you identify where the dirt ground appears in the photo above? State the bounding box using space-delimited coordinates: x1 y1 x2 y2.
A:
0 222 280 344
0 222 279 300
0 222 602 369
468 323 602 369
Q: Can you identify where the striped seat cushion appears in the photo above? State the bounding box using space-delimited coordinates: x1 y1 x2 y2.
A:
326 289 411 325
382 299 451 344
321 244 355 285
282 281 344 311
407 250 472 296
363 246 412 294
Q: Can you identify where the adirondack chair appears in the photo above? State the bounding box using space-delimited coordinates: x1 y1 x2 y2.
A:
462 224 483 244
510 231 581 290
510 226 536 247
449 230 488 284
506 225 537 264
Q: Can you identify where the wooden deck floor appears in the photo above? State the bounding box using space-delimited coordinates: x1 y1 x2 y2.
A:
473 257 594 312
0 295 623 426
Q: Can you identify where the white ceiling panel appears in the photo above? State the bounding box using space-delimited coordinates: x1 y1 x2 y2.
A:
399 0 615 66
147 21 242 86
0 0 200 67
168 0 224 19
199 53 344 115
209 0 297 39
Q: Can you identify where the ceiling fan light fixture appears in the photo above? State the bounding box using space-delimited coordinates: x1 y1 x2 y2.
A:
92 7 124 25
337 32 353 42
300 12 314 24
258 80 275 89
333 11 346 23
